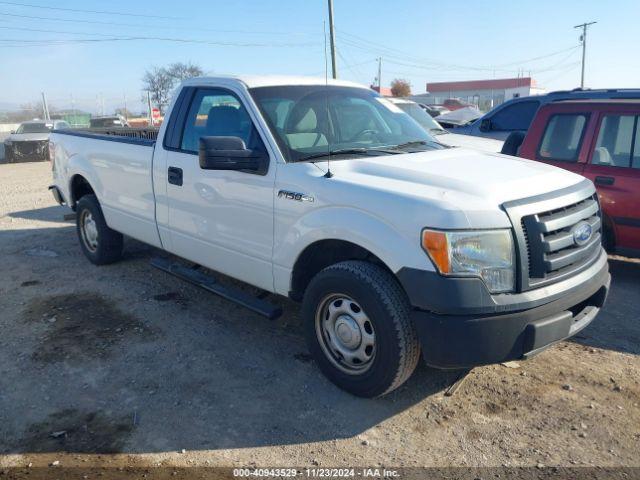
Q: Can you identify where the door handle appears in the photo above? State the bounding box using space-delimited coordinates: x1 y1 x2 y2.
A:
168 166 183 186
594 176 615 186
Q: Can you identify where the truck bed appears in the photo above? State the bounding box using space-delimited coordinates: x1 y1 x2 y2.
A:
50 126 162 249
52 127 159 145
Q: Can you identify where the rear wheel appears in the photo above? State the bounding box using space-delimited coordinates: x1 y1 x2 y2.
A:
302 260 420 397
76 194 123 265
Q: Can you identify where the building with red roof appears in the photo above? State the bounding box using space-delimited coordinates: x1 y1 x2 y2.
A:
411 77 546 111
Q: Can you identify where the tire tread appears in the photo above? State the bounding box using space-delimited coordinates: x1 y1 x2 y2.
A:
312 260 420 396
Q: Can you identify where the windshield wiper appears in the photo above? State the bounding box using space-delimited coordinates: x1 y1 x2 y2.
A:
391 140 429 150
392 139 451 151
295 147 400 163
429 128 447 135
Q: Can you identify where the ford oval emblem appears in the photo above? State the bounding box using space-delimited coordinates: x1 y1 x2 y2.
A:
572 221 593 247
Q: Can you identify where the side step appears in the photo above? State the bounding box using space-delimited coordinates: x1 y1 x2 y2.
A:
150 257 283 320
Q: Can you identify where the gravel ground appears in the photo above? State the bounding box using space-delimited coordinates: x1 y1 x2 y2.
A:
0 162 639 473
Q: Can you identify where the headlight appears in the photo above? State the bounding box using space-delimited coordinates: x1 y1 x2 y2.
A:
421 229 515 293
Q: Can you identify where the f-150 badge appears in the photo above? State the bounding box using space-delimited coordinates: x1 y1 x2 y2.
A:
277 190 314 202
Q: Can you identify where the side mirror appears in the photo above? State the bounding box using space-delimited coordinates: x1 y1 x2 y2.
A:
198 136 267 174
501 131 526 156
10 130 15 134
479 118 492 132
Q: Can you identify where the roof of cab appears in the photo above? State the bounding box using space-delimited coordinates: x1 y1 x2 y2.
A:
180 75 369 90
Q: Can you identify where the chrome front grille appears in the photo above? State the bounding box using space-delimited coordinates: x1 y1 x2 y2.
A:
523 195 601 281
503 179 603 292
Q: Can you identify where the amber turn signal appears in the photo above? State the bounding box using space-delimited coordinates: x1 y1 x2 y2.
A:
421 230 450 274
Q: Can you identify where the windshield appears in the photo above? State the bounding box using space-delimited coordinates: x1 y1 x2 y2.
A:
16 123 51 134
394 102 446 134
249 85 442 162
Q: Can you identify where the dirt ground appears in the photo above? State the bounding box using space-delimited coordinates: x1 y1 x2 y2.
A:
0 162 639 474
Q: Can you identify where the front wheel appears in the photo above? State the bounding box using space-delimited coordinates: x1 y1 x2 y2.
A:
76 194 123 265
302 261 420 397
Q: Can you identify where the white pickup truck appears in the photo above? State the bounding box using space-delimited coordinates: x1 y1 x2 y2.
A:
50 76 610 397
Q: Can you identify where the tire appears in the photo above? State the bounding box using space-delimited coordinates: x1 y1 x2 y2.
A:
76 194 123 265
302 260 420 398
4 148 12 164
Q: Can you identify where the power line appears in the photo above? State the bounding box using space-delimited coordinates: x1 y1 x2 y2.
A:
0 1 181 19
338 29 580 74
0 12 320 37
335 50 371 83
0 36 320 48
0 25 318 47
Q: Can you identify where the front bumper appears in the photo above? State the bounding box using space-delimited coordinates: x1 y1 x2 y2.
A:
6 140 49 162
403 249 610 369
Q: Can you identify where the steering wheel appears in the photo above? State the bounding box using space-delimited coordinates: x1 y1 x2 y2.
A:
349 128 381 142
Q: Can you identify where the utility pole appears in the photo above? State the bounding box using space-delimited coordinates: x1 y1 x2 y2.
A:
377 57 382 91
146 90 153 125
574 21 596 89
327 0 337 79
41 91 50 120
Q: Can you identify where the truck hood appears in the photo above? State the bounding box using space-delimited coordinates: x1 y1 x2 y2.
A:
436 132 504 153
325 147 585 225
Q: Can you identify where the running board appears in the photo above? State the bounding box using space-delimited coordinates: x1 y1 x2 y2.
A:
150 257 282 320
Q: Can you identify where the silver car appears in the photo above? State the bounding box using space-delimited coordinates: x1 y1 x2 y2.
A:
4 120 70 163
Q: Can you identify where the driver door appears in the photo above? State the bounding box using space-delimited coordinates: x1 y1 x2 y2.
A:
163 87 276 291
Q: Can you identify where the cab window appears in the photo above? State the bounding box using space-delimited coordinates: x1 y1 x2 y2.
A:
538 113 587 162
181 89 258 153
593 115 638 168
490 101 540 131
633 119 640 169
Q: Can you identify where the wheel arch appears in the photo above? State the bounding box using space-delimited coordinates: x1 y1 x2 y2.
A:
276 206 432 301
289 239 397 302
68 174 96 209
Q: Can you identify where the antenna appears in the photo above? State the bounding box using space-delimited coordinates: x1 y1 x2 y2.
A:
323 21 333 178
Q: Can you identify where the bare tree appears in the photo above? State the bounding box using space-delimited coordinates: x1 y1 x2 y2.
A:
142 67 174 114
142 63 204 114
167 62 204 83
390 78 412 97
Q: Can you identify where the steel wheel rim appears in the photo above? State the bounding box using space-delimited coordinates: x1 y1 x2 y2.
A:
315 294 376 375
80 210 99 252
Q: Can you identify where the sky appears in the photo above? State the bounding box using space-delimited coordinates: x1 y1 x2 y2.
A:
0 0 638 115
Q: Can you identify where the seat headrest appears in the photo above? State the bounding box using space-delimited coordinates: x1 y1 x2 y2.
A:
288 107 318 133
593 147 612 165
206 105 241 134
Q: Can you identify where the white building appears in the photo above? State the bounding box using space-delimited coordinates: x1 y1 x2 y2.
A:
411 77 547 111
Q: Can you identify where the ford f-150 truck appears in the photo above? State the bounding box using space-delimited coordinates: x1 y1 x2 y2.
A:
49 76 610 398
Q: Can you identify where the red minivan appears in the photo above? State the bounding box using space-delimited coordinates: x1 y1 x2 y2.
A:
505 99 640 257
